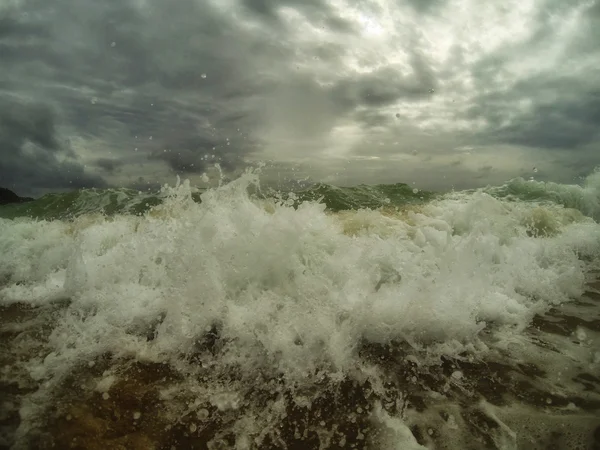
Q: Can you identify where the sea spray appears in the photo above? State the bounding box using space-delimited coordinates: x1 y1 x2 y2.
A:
1 170 600 449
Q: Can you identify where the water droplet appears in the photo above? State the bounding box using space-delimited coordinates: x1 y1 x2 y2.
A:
201 73 207 79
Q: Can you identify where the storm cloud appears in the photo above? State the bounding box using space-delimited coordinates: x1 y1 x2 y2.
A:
1 0 599 196
0 96 107 197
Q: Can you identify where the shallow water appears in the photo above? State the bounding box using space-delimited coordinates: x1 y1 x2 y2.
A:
1 172 600 449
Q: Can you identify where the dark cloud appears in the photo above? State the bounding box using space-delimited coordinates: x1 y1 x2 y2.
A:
0 97 108 197
496 94 600 149
404 0 444 13
240 0 346 27
94 158 120 173
0 99 59 150
0 0 599 194
148 134 228 174
332 58 436 109
465 76 600 150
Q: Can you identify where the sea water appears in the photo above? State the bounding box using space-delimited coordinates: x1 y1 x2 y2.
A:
1 170 599 449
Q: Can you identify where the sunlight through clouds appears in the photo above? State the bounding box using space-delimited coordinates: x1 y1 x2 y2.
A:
0 0 598 195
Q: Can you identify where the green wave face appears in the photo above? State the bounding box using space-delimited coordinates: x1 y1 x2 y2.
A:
286 182 437 212
482 172 600 220
1 171 599 221
0 183 435 221
0 188 164 220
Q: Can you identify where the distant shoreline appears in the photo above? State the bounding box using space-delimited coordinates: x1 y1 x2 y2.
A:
0 187 34 205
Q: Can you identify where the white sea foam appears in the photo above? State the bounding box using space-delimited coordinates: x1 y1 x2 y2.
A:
1 172 599 379
1 171 600 448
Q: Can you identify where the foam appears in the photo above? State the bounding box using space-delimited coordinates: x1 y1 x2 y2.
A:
488 169 600 220
2 171 600 448
1 173 599 378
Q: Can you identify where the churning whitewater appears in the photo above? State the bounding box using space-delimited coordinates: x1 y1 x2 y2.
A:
1 170 600 449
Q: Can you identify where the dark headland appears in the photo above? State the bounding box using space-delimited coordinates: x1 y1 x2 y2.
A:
0 187 34 205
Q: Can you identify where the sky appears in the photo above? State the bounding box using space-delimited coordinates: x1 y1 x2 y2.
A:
0 0 599 197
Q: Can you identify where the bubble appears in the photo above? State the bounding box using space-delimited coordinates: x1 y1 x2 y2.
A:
533 167 538 173
133 411 141 420
90 97 98 105
110 42 116 48
413 188 419 194
189 423 197 433
395 113 400 118
201 73 207 79
102 392 110 400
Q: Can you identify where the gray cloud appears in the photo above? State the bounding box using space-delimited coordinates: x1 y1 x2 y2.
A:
332 55 437 109
94 158 120 173
0 96 107 197
0 0 599 195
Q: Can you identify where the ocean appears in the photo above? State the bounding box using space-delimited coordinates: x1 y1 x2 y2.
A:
1 170 599 450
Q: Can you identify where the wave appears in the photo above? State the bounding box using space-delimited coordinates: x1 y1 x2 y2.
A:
1 170 599 222
1 170 600 449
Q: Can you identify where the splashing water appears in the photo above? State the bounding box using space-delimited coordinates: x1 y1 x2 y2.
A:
1 170 600 449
